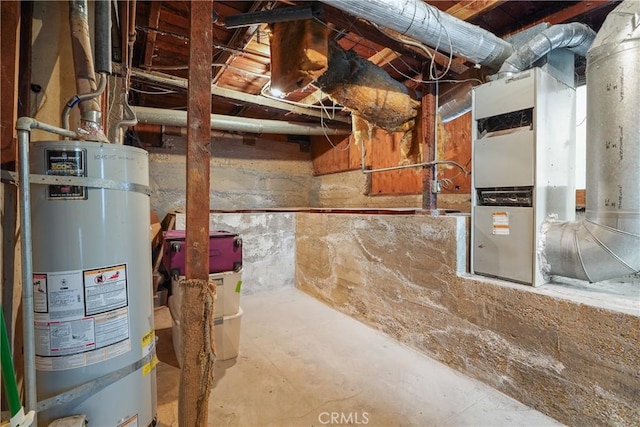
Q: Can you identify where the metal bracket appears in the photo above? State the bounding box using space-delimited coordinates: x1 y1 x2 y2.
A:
1 169 152 196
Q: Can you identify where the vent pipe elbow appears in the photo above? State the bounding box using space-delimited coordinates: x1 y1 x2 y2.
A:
541 219 640 282
539 0 640 283
499 23 596 76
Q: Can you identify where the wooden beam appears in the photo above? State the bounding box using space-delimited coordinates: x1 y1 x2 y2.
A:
444 0 506 22
142 0 162 68
179 1 214 426
1 1 21 166
421 84 437 212
503 1 616 37
123 65 351 123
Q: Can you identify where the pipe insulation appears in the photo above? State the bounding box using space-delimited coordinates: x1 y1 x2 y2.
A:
320 0 514 70
132 106 351 136
69 0 101 121
499 23 596 76
540 0 640 282
94 0 112 74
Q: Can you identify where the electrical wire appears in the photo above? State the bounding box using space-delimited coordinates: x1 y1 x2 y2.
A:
259 81 345 111
130 86 178 95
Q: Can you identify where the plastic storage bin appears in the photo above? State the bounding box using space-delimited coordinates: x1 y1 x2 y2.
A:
171 270 242 318
168 296 242 363
162 230 242 277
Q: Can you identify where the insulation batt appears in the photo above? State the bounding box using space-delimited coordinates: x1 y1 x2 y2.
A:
314 43 421 164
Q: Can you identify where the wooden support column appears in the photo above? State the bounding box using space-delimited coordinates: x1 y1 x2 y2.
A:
421 84 437 212
1 0 22 166
179 2 214 427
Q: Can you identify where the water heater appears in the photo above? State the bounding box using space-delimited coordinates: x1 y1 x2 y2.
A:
471 67 576 286
29 141 157 426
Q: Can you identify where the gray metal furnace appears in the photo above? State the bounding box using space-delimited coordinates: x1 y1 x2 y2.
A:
471 67 576 286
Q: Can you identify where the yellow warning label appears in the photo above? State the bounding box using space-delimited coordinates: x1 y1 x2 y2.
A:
142 354 159 377
141 330 155 350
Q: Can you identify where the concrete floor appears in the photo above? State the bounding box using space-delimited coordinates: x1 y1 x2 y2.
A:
154 288 562 427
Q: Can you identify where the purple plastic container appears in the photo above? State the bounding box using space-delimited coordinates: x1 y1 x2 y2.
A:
162 230 242 276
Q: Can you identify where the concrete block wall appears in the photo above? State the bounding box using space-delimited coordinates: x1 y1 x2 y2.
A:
148 135 313 219
310 170 472 212
173 212 295 295
295 213 640 426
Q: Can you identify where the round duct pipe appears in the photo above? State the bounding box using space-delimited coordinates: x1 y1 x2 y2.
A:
540 0 640 282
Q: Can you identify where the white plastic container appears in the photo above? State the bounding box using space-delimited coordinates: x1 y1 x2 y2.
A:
168 296 242 364
171 270 242 318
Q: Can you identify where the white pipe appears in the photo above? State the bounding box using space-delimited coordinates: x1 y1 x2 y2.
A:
321 0 514 70
132 106 351 136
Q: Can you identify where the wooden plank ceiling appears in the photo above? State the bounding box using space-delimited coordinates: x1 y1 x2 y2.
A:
129 0 620 125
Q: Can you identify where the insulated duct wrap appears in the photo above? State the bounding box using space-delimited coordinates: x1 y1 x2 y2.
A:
321 0 514 70
69 0 101 119
540 0 640 282
499 23 596 75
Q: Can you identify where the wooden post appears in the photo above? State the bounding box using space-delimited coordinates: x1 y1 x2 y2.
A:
1 0 21 166
421 84 437 212
179 1 215 426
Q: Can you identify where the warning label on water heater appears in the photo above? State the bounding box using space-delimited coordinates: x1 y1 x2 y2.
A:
33 264 131 371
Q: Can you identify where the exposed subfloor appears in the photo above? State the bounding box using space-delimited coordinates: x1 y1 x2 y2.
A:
154 288 563 427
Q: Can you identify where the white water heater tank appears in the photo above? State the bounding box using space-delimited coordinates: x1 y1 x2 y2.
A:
29 141 157 426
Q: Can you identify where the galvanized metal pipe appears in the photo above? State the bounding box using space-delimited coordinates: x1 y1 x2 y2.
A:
540 0 640 282
133 106 351 136
62 72 107 131
320 0 514 70
15 118 77 424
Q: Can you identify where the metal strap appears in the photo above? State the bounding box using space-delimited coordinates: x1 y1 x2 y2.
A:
1 169 151 196
36 350 157 412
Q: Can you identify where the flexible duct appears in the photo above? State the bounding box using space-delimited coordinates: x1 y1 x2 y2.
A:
540 0 640 282
320 0 514 70
132 106 351 136
438 81 474 123
498 23 596 76
69 0 101 123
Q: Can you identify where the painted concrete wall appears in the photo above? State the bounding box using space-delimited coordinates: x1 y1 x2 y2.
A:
295 213 640 426
148 135 313 219
310 170 471 212
173 212 295 295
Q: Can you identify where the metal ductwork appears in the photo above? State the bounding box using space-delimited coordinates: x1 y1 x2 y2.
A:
540 0 640 282
320 0 514 70
438 81 474 123
133 106 351 136
498 22 596 76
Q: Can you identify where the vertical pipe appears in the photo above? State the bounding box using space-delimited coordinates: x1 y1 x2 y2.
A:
17 127 37 424
422 84 437 212
94 0 112 74
179 1 214 426
69 0 101 122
